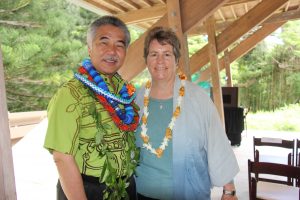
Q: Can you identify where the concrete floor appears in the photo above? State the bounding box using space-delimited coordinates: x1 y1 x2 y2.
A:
12 120 300 200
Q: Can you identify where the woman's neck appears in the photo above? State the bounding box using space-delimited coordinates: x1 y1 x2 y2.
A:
150 78 175 99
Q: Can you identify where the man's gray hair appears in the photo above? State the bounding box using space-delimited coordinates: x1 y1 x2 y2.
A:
87 16 131 49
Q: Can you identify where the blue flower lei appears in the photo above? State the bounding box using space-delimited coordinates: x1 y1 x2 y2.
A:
74 59 136 124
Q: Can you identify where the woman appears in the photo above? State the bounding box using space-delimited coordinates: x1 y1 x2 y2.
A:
134 26 239 200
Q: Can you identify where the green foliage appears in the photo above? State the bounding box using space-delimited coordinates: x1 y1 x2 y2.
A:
236 21 300 111
246 104 300 131
1 0 299 113
187 35 207 57
0 0 97 111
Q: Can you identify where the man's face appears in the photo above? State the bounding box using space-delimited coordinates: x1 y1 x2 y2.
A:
88 24 127 76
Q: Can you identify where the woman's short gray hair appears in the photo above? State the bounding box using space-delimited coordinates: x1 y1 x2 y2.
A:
87 16 131 49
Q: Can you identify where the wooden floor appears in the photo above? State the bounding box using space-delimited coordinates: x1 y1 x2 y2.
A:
12 120 300 200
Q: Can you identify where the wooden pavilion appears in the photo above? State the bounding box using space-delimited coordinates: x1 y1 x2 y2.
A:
1 0 300 198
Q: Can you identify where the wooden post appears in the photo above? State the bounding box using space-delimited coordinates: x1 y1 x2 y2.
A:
166 0 191 80
224 49 233 87
0 45 17 199
205 16 225 125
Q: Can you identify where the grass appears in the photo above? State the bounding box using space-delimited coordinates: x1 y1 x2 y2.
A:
246 104 300 132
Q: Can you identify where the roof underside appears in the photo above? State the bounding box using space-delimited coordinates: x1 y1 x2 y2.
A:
71 0 300 35
69 0 300 81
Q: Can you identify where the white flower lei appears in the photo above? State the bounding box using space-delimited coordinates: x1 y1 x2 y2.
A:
140 74 186 158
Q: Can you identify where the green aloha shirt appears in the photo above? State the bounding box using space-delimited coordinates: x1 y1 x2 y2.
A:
44 73 138 180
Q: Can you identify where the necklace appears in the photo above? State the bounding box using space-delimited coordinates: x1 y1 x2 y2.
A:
74 59 139 131
140 73 186 158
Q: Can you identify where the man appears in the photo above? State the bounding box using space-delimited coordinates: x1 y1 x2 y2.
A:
44 16 139 200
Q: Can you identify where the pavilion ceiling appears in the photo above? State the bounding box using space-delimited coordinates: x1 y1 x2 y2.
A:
70 0 300 81
71 0 300 35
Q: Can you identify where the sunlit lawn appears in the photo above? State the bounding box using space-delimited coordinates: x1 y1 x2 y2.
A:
246 104 300 132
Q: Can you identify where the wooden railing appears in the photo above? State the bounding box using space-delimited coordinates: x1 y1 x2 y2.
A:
9 111 47 145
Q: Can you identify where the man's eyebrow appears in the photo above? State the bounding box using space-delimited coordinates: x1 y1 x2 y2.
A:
99 36 109 40
98 36 125 46
117 39 126 46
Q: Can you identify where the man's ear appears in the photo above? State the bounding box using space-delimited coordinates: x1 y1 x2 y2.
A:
87 47 92 57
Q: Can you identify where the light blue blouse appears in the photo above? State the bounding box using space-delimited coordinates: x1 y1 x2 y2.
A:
135 77 239 200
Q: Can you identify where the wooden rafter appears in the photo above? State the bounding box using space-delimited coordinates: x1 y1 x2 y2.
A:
116 5 165 25
189 0 288 74
264 9 300 23
140 0 153 7
231 5 237 19
198 21 286 82
167 0 191 78
119 0 230 80
189 8 300 35
244 3 248 12
218 9 226 21
225 0 257 6
122 0 140 9
285 1 290 11
85 0 117 14
102 0 128 12
180 0 230 33
224 49 232 87
157 0 166 4
205 16 225 123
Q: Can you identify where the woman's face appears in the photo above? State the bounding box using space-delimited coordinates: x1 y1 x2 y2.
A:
146 39 177 83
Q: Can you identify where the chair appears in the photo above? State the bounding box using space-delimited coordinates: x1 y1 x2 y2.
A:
253 137 295 185
248 159 300 200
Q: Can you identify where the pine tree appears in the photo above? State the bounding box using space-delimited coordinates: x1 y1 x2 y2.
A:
0 0 98 111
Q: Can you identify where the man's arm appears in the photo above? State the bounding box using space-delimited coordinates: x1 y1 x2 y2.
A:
53 151 88 200
221 182 238 200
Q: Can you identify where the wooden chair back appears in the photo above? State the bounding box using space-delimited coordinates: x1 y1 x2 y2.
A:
253 137 295 184
248 159 300 200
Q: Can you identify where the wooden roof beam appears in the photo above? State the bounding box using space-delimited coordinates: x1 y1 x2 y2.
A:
199 21 285 82
189 8 300 35
157 0 166 4
264 9 300 24
224 49 233 87
205 16 225 123
230 5 238 19
69 0 115 15
167 0 191 79
102 0 128 12
244 3 248 12
85 0 116 14
116 5 165 25
122 0 141 9
218 9 226 21
189 0 288 74
119 0 230 80
225 0 257 6
180 0 230 33
140 0 153 7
